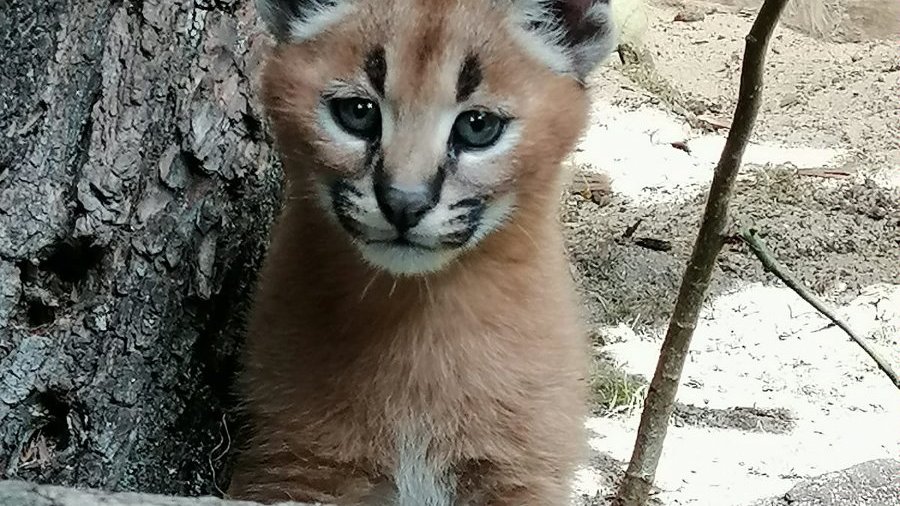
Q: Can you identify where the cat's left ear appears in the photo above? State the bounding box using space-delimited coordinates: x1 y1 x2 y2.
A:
515 0 619 80
256 0 350 42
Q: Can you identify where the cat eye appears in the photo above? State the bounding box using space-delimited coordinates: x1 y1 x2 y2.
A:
452 110 507 150
329 97 381 140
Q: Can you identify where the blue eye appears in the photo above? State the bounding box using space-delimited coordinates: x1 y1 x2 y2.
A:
329 97 381 140
452 110 507 149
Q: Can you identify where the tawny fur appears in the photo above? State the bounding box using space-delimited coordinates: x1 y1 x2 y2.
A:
228 0 606 504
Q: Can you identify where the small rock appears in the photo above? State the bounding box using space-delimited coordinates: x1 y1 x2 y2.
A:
674 6 706 22
751 460 900 506
867 205 887 220
779 92 802 108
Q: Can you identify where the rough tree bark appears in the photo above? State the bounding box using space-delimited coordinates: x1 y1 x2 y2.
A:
0 0 279 497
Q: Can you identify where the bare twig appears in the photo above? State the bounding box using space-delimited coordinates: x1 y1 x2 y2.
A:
614 1 791 505
209 413 233 497
740 228 900 390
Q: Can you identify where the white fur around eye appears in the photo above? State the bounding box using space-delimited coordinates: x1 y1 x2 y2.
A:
454 122 522 190
380 102 396 146
316 101 369 150
433 110 459 155
457 122 522 165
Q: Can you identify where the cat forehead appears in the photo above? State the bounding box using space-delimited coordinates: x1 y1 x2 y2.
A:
258 0 618 81
260 0 496 43
372 3 496 100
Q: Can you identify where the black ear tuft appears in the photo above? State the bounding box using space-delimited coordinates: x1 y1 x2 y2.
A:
256 0 341 41
520 0 618 79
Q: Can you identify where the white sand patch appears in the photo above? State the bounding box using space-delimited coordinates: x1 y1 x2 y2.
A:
574 283 900 505
572 104 845 204
568 1 900 503
871 164 900 190
573 466 608 499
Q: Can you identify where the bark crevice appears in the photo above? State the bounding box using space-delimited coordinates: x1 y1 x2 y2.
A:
0 0 280 496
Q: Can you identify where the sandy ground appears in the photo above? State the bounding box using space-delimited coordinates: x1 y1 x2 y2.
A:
567 1 900 504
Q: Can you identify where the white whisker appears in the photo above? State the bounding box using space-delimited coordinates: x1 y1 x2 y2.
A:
360 270 381 302
515 222 540 252
389 279 398 298
421 276 436 307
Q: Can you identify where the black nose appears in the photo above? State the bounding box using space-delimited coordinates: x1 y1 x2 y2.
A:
373 177 441 233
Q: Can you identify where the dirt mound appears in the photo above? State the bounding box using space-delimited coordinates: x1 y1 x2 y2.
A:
701 0 900 42
564 170 900 331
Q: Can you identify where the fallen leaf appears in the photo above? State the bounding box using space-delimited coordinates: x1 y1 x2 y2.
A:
796 167 854 179
571 171 612 206
697 114 731 130
635 237 673 252
671 141 692 154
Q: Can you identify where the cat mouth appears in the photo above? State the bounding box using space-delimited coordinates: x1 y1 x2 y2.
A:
367 236 438 250
365 230 476 251
355 238 459 276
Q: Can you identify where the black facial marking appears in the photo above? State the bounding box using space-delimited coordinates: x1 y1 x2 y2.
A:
331 146 382 237
449 199 485 225
333 179 363 199
369 146 386 188
444 197 485 247
442 147 461 177
441 230 475 248
449 197 485 210
456 54 482 103
330 182 365 238
548 0 609 48
364 47 387 97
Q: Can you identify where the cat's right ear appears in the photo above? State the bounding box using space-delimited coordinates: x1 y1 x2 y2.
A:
256 0 350 42
513 0 618 80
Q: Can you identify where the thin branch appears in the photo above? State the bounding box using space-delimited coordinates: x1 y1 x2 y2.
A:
740 228 900 390
614 1 791 505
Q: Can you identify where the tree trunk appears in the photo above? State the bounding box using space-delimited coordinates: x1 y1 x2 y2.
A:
0 0 279 497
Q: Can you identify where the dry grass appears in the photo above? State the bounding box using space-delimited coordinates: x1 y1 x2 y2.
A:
589 356 648 416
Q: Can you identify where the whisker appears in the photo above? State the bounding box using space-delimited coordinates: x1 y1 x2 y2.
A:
389 279 398 298
515 222 540 251
421 276 436 307
359 270 381 302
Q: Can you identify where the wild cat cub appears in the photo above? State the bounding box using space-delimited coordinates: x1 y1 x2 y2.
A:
228 0 618 504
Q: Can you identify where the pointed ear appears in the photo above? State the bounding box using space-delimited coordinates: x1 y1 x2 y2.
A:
256 0 348 42
516 0 618 80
